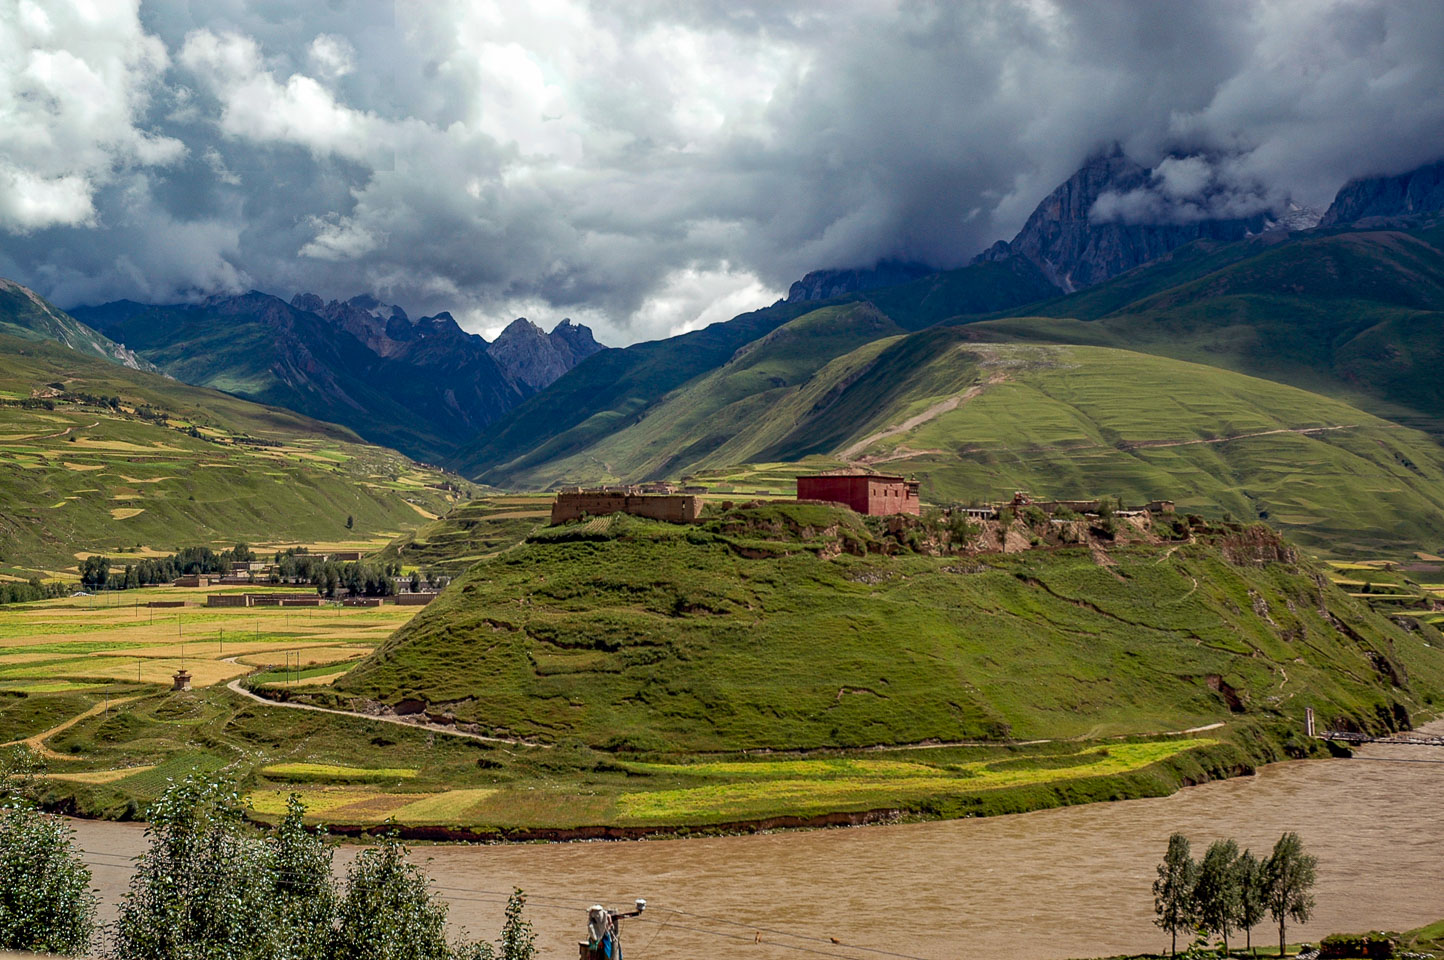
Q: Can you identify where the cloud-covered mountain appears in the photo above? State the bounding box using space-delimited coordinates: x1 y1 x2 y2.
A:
972 150 1286 292
4 2 1444 344
1320 159 1444 227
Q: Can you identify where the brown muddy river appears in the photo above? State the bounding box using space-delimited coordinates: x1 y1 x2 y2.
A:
70 727 1444 960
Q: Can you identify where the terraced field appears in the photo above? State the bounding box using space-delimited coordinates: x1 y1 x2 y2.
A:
0 333 469 578
375 494 553 573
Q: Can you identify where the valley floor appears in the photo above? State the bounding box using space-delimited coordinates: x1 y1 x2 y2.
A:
0 584 1397 837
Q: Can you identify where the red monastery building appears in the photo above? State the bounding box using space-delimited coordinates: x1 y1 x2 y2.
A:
796 472 921 516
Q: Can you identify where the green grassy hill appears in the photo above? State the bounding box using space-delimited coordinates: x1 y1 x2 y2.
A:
374 494 552 573
977 228 1444 434
0 333 469 577
451 258 1058 480
0 279 159 374
331 504 1444 756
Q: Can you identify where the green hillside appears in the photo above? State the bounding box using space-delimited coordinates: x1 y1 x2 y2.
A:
466 322 1444 556
0 279 159 374
0 333 469 577
331 504 1443 757
451 258 1058 480
978 228 1444 434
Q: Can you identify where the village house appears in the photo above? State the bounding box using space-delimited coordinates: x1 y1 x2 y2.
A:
550 488 703 525
796 472 921 516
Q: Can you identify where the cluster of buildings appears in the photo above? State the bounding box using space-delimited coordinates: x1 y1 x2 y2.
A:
549 472 1173 524
204 591 437 608
172 552 364 588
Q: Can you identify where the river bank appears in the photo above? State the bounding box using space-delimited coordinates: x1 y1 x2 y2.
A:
67 721 1444 960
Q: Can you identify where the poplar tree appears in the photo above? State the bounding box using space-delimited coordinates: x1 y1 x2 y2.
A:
331 833 454 960
1153 833 1198 956
109 774 280 960
1195 839 1242 955
1264 832 1317 958
1235 849 1268 955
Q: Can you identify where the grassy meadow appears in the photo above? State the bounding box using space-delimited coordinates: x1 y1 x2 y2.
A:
335 504 1444 756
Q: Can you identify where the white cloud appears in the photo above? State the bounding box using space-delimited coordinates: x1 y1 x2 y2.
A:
0 0 182 233
307 34 355 80
629 264 784 342
179 29 386 164
4 1 1444 344
299 215 383 261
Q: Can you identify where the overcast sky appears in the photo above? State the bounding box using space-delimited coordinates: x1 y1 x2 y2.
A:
2 0 1442 345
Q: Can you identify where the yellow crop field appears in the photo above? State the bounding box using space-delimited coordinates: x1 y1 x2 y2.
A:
260 762 418 781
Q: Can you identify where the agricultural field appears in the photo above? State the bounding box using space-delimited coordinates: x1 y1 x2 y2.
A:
0 333 471 578
1 507 1416 835
1324 556 1444 628
0 584 416 746
375 494 553 573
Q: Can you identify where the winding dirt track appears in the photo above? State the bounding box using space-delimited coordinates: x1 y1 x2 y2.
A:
223 676 549 748
839 374 1006 461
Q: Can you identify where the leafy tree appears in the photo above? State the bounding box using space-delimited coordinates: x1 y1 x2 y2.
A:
1194 839 1241 955
1235 849 1268 955
331 832 454 960
272 795 337 960
110 774 280 960
80 554 111 589
410 571 423 593
0 748 96 955
346 514 355 530
1153 833 1198 956
1264 832 1317 958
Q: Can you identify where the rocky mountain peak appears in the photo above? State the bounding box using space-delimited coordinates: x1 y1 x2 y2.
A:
974 148 1277 291
485 317 606 391
786 260 934 303
1319 158 1444 227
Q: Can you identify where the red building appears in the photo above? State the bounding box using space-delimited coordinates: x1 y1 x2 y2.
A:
796 473 921 516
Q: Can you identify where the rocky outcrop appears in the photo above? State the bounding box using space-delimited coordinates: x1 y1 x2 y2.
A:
786 260 935 302
485 316 605 390
1319 158 1444 227
974 150 1274 291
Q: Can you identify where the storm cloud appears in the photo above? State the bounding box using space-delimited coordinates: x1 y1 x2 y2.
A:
2 0 1443 344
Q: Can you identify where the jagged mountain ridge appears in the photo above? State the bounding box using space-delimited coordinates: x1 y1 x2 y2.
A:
786 260 936 302
71 290 604 463
486 316 604 390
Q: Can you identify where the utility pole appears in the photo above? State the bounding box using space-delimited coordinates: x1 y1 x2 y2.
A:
583 900 646 960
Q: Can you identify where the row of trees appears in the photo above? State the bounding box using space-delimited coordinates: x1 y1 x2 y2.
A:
77 544 445 599
0 576 70 606
0 752 532 959
1154 832 1317 957
80 543 258 589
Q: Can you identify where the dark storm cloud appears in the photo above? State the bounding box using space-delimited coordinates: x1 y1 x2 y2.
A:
2 0 1443 344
